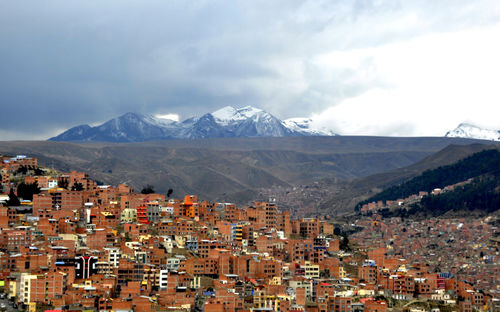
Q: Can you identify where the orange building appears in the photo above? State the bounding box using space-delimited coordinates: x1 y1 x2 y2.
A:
363 300 387 312
30 271 66 305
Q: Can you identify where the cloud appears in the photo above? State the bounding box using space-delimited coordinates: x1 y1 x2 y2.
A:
0 0 500 139
154 114 180 122
310 23 500 136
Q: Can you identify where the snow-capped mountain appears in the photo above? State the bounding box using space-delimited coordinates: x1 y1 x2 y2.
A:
445 123 500 141
49 106 337 142
211 106 294 137
211 106 263 126
50 112 178 142
282 118 336 136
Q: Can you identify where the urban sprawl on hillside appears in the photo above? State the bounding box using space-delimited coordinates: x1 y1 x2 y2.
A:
0 155 498 312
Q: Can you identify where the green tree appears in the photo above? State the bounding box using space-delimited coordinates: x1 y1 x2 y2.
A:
124 232 132 242
71 182 84 191
7 188 20 206
33 167 44 175
16 166 28 175
339 235 350 251
17 182 41 200
141 185 155 194
58 178 69 190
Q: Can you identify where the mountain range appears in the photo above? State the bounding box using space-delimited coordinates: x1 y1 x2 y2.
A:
50 106 335 142
1 137 496 216
50 106 500 143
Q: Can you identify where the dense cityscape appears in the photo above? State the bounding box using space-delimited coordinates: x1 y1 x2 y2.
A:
0 154 498 312
3 1 500 312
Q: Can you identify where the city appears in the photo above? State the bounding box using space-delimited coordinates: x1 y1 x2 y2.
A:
2 1 500 312
0 154 498 312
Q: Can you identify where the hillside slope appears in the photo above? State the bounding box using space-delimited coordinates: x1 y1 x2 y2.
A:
317 144 500 215
361 148 500 218
356 147 500 208
0 137 496 210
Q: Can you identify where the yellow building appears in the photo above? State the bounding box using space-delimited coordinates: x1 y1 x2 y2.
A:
120 208 137 223
304 261 320 279
191 276 201 289
269 276 282 285
339 265 346 279
8 281 17 299
20 274 38 305
253 291 281 311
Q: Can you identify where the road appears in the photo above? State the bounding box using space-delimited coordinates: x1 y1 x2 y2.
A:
0 297 17 312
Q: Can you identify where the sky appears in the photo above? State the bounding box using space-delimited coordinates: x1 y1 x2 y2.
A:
1 0 500 140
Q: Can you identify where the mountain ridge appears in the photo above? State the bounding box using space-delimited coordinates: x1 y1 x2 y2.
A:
355 148 500 209
50 106 336 142
359 148 500 218
315 143 500 215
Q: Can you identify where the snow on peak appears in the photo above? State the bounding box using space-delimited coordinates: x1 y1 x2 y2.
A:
445 123 500 141
51 106 339 142
211 106 239 121
141 114 178 127
283 117 336 136
211 106 264 125
283 117 313 129
237 106 263 118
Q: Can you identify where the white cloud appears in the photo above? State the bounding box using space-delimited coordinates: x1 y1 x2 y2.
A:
154 113 180 122
310 23 500 136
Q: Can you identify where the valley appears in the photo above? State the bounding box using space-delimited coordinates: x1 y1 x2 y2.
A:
0 136 496 216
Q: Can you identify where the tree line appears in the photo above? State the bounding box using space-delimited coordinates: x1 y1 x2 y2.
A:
356 148 500 210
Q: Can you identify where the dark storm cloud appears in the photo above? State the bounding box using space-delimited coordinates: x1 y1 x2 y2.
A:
0 1 289 138
0 0 498 139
